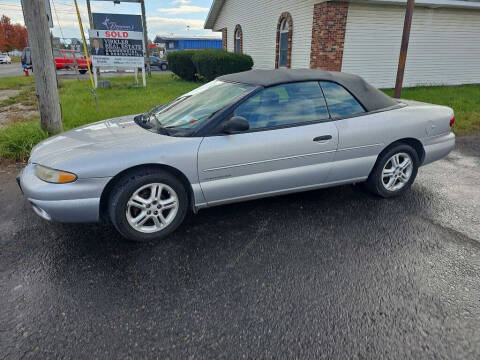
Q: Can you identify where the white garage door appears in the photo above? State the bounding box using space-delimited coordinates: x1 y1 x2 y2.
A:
342 3 480 88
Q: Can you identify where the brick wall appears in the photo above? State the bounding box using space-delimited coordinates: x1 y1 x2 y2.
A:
310 2 349 71
221 28 228 50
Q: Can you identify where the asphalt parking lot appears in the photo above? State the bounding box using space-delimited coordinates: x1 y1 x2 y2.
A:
1 135 479 359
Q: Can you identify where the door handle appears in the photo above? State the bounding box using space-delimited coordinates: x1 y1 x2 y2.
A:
313 135 332 142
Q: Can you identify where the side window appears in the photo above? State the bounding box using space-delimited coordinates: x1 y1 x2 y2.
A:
234 82 330 129
53 49 62 58
320 81 365 118
64 52 74 58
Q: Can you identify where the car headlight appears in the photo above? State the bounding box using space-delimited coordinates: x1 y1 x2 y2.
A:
34 165 77 183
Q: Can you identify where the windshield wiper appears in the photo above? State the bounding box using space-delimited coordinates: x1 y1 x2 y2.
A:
156 125 171 136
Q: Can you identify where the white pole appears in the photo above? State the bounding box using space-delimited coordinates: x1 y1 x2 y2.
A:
141 66 146 87
93 67 98 88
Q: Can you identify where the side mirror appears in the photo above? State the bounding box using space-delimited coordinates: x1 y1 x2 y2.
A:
223 116 249 134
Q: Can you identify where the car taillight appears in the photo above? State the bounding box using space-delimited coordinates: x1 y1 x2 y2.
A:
449 115 455 127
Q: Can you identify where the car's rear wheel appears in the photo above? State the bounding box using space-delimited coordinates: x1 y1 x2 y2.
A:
109 169 188 242
79 69 87 74
160 63 167 71
365 143 419 198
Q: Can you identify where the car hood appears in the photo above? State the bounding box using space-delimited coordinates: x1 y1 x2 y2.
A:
29 115 192 175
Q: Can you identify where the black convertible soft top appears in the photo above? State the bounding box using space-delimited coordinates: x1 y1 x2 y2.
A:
218 69 398 112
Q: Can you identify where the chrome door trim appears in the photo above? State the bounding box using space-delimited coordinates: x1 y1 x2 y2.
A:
337 143 383 152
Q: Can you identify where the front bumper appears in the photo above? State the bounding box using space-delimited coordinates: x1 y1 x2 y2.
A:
18 164 111 223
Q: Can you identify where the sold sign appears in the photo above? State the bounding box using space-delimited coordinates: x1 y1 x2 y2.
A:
89 29 144 40
105 31 130 38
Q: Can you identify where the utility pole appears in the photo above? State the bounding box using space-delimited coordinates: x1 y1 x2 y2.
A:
394 0 415 99
86 0 94 28
20 0 63 134
140 0 151 78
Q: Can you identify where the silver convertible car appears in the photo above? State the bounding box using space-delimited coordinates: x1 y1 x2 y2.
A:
18 69 455 242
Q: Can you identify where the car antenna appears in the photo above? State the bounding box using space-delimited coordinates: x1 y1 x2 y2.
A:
73 0 98 113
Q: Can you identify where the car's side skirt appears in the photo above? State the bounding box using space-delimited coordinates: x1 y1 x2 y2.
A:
196 176 367 209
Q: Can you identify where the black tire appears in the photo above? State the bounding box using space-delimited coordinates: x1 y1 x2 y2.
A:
364 143 419 198
79 69 87 74
108 168 188 242
160 63 167 71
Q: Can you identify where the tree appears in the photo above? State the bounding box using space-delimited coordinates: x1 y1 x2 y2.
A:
0 15 28 52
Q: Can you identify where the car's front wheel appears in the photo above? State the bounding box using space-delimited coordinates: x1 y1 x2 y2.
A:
365 143 419 198
109 169 188 242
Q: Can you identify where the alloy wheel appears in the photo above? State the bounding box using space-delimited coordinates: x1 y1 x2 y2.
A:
381 152 413 191
126 183 178 233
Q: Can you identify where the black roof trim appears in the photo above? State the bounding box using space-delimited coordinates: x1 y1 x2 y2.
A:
218 69 398 112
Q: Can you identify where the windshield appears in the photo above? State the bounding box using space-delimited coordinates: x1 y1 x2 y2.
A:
141 80 255 134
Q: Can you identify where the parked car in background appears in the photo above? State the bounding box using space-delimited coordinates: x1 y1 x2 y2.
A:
0 53 12 64
18 69 456 242
54 49 92 74
148 56 168 71
22 47 92 73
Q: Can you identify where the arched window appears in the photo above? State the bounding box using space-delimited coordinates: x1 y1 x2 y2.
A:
275 13 293 68
234 24 243 53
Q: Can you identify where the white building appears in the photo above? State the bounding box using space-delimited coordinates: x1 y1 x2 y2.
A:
204 0 480 88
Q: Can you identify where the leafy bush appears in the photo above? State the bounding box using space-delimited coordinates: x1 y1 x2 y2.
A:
167 50 197 81
192 50 254 82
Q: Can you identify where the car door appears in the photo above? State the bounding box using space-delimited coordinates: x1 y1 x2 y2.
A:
197 81 339 205
53 49 64 69
64 51 75 68
320 81 385 182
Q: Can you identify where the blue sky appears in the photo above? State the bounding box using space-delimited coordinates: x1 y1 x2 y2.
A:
0 0 219 40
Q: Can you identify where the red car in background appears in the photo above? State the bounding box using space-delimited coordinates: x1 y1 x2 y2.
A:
53 49 92 74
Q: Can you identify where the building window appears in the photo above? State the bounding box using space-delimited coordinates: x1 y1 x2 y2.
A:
275 12 293 69
234 24 243 53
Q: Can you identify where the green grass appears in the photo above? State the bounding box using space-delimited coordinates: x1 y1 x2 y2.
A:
0 74 479 161
59 74 198 130
0 121 48 161
383 85 480 135
0 75 34 90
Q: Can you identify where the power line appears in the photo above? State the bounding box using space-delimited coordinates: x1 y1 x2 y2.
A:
51 0 65 40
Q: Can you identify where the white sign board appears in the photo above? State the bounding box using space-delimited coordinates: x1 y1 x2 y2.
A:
89 30 144 40
91 55 144 68
88 29 146 87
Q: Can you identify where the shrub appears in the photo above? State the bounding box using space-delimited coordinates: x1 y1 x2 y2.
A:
192 50 254 82
167 50 196 81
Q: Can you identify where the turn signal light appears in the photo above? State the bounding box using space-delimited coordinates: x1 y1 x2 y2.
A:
449 115 455 127
35 165 77 184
